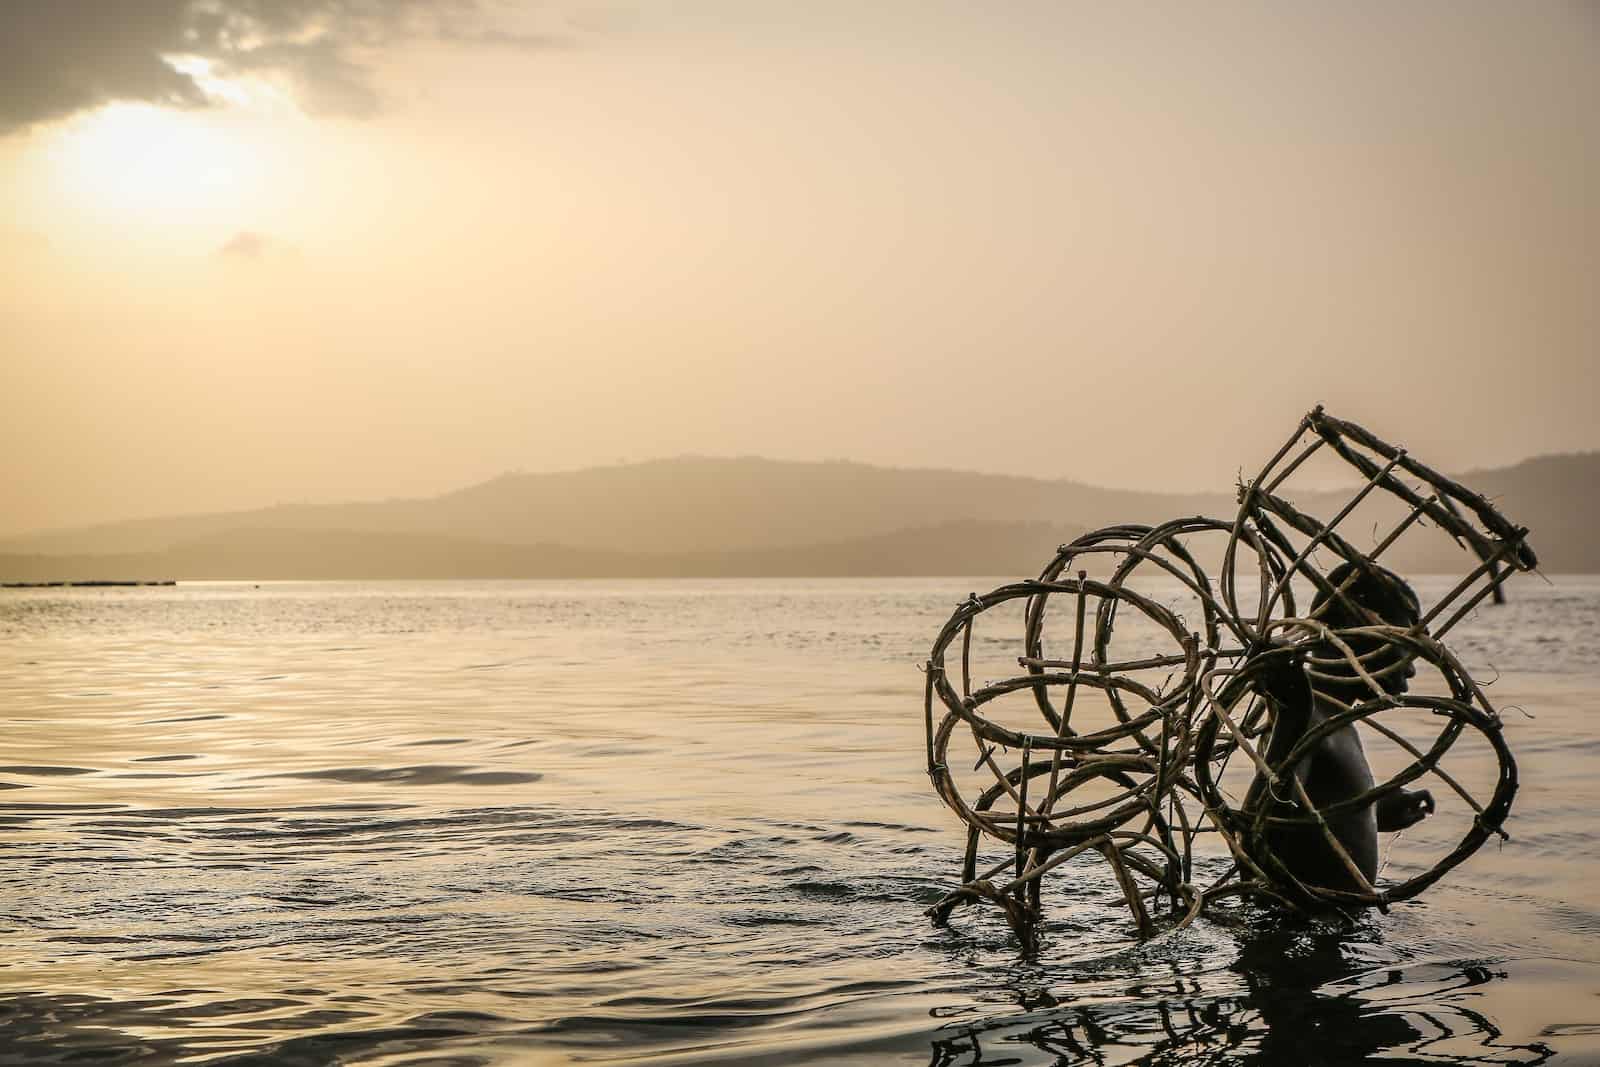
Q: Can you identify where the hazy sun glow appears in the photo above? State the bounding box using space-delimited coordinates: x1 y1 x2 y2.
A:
48 102 262 231
2 3 1596 537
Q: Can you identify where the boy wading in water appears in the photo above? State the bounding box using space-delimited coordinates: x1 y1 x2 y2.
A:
1244 561 1437 897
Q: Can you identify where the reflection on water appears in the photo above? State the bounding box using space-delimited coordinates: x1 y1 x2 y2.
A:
932 918 1572 1066
0 578 1597 1064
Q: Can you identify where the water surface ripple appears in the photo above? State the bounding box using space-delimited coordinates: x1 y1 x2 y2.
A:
2 577 1596 1064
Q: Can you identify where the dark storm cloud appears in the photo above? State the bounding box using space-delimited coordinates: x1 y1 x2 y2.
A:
0 1 564 135
0 2 204 134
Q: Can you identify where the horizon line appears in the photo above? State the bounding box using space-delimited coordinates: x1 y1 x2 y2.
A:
3 446 1595 543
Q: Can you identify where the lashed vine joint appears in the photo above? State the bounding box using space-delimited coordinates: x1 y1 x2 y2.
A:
923 408 1531 944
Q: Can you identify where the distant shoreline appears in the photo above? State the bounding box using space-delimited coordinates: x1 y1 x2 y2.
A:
5 574 1598 586
1 580 176 588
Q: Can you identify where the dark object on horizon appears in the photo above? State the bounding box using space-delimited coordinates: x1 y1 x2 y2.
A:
923 407 1531 946
1 579 176 588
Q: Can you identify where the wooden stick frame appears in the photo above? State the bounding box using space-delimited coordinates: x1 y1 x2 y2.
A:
924 408 1532 944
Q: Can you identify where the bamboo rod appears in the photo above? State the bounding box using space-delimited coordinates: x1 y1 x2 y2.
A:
921 407 1528 943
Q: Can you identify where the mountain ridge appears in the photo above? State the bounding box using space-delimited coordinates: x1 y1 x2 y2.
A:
0 455 1223 556
1 451 1592 577
0 519 1090 582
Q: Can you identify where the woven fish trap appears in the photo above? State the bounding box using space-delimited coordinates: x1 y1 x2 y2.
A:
1192 623 1518 911
923 407 1536 944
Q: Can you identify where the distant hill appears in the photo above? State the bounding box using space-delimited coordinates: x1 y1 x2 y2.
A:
0 457 1223 557
0 451 1591 579
1450 453 1594 573
0 519 1088 581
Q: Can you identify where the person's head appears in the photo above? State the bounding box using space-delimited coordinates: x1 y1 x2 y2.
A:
1309 560 1421 697
1312 560 1421 629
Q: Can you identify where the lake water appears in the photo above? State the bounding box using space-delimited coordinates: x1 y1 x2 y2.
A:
2 576 1597 1065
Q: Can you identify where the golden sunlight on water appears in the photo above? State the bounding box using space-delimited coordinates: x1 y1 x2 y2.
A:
1 577 1597 1064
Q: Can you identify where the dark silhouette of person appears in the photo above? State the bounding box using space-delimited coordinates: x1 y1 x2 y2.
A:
1244 560 1435 895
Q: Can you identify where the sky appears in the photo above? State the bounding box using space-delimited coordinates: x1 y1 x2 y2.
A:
2 1 1597 535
